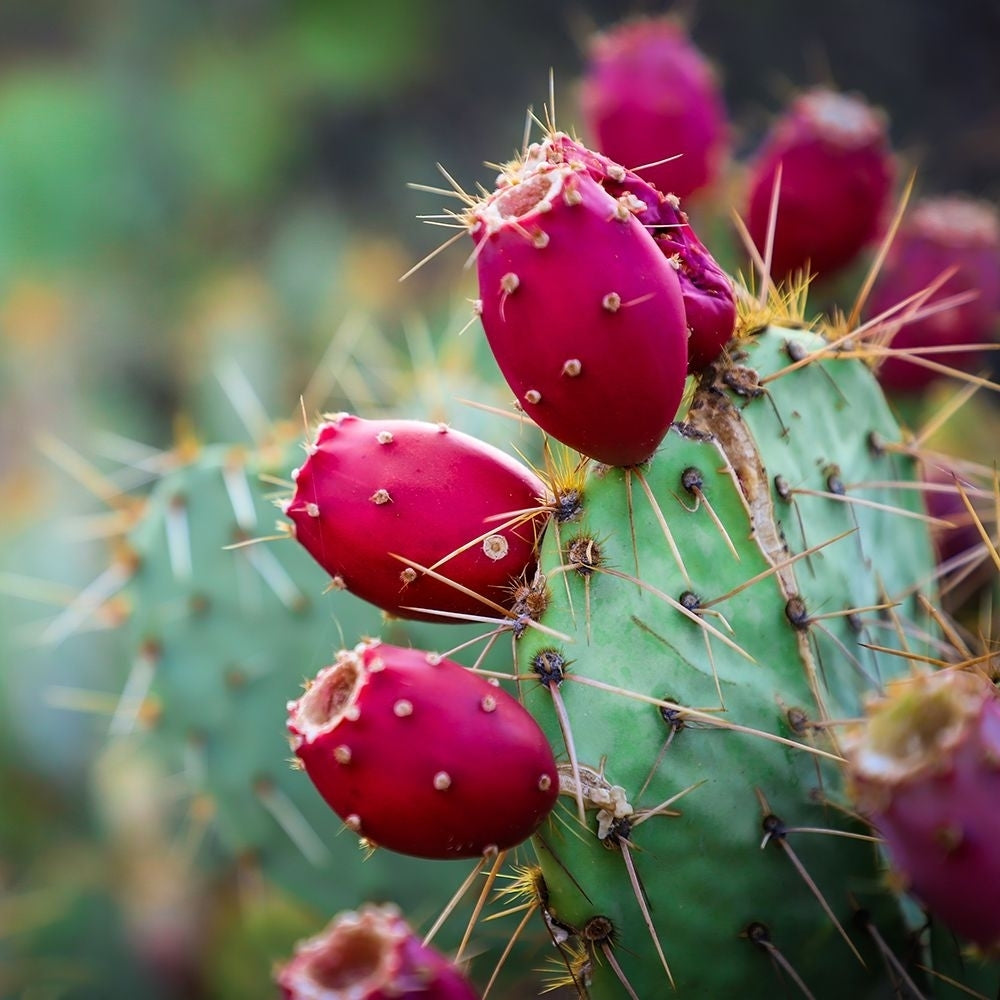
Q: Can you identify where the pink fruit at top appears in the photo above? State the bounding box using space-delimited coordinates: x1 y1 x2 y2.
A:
744 87 895 281
846 669 1000 953
287 639 559 860
468 141 689 466
276 903 480 999
543 134 736 370
869 196 1000 393
284 414 545 622
580 16 728 201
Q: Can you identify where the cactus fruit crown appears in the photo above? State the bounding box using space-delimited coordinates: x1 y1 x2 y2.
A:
291 649 365 743
276 903 479 1000
853 671 986 780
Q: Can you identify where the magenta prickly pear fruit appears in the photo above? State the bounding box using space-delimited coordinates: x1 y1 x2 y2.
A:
287 639 559 859
869 195 1000 393
846 670 1000 953
468 142 689 466
580 16 728 201
544 134 736 370
276 903 480 999
284 414 545 622
649 191 737 369
744 87 895 281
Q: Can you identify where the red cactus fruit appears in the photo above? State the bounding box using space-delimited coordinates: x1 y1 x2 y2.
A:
846 670 1000 953
283 414 545 622
287 639 559 859
544 134 736 370
650 193 737 370
744 87 895 281
868 196 1000 393
469 140 689 466
580 16 728 201
276 903 480 999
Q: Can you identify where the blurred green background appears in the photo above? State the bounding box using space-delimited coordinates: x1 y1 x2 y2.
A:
0 1 997 997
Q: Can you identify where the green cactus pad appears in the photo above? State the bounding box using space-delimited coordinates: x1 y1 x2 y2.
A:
520 324 942 998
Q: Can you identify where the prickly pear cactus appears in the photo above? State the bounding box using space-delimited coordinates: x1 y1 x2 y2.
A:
88 92 999 998
518 319 941 997
376 124 993 996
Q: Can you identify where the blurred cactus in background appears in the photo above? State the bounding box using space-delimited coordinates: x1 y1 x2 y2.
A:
2 2 999 998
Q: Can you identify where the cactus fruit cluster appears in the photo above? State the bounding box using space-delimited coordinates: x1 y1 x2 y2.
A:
120 434 494 913
65 16 1000 999
263 111 998 994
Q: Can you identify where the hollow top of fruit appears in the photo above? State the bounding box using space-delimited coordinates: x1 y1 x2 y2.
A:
466 134 584 236
287 643 371 744
473 166 567 235
849 670 995 783
909 196 1000 248
794 88 887 149
278 903 404 997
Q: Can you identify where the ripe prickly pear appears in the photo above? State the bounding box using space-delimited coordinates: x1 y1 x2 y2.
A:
287 640 559 860
580 16 728 201
284 413 545 622
276 903 480 999
468 142 688 466
744 87 895 281
846 669 1000 954
652 193 737 369
536 134 736 369
869 195 1000 392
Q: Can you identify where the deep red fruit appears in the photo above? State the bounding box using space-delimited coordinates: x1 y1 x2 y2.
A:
276 903 480 1000
847 670 1000 952
581 16 728 201
869 196 1000 393
284 414 545 622
469 143 689 466
287 640 559 859
745 88 894 281
543 134 736 370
